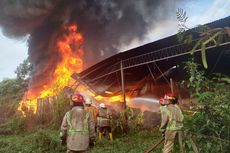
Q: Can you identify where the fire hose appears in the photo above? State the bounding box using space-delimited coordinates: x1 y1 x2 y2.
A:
144 137 165 153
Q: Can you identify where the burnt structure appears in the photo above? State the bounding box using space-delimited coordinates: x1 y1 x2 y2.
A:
72 16 230 101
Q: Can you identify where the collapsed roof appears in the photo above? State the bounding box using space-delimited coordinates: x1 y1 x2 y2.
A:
72 16 230 97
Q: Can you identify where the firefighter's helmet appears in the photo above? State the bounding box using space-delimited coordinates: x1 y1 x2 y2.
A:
164 93 177 104
159 97 165 105
85 98 92 105
164 93 174 100
99 103 106 108
71 93 84 106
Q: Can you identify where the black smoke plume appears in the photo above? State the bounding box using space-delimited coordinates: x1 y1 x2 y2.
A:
0 0 181 96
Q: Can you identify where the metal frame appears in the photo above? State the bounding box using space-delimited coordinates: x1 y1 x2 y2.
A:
88 40 230 82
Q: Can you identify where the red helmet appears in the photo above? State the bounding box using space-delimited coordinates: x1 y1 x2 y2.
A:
164 93 177 104
71 93 85 103
159 97 165 105
164 93 174 100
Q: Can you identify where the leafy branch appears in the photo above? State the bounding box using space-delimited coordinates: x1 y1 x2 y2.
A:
176 8 230 68
176 8 190 32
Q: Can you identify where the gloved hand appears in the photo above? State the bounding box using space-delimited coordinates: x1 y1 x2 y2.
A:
60 132 67 146
90 137 96 147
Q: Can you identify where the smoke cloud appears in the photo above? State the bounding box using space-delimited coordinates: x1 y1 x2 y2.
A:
0 0 181 96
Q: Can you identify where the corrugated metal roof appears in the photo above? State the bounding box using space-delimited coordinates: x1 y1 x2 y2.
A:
74 16 230 96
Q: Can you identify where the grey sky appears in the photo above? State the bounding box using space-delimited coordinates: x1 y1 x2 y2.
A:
0 0 229 81
120 0 230 51
0 32 28 81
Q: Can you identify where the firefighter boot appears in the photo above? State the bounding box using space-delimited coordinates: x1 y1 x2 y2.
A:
109 133 113 140
99 132 103 140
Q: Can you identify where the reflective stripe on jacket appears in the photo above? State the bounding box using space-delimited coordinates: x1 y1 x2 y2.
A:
160 104 184 131
60 106 95 151
66 111 89 134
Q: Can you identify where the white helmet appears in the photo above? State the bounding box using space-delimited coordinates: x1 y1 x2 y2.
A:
99 103 106 108
85 98 92 105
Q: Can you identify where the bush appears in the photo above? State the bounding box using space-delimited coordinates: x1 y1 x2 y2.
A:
0 129 65 153
52 92 71 128
183 61 230 153
0 78 27 124
28 129 65 152
112 107 144 137
0 128 168 153
0 116 25 135
89 129 163 153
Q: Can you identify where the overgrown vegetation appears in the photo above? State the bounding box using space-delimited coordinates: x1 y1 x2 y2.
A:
176 9 230 152
0 128 165 153
89 129 163 153
51 92 71 128
0 78 27 124
182 60 230 153
112 107 144 135
0 129 65 153
0 59 32 124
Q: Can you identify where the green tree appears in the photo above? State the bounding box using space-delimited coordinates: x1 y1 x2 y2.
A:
0 78 26 102
0 78 27 124
0 58 32 104
0 58 32 124
14 58 33 81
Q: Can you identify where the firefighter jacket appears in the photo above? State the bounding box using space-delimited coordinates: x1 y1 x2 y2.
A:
85 106 98 124
60 106 95 151
97 108 112 127
160 104 184 132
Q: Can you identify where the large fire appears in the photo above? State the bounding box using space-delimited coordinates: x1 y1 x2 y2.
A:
77 85 130 104
18 25 84 115
18 24 128 116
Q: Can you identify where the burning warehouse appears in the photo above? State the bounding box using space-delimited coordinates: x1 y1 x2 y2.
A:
0 1 230 152
0 0 189 114
71 16 230 113
0 0 229 117
18 15 230 119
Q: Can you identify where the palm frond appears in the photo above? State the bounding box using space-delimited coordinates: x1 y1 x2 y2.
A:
176 8 188 23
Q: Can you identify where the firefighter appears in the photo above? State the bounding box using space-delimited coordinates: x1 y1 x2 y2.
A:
97 103 113 140
84 97 98 131
159 93 184 153
60 93 95 153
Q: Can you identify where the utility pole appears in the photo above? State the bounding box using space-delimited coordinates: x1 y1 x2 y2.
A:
120 60 128 133
120 60 126 110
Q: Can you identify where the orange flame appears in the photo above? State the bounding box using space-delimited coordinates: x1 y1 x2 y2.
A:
18 25 130 117
18 25 84 116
